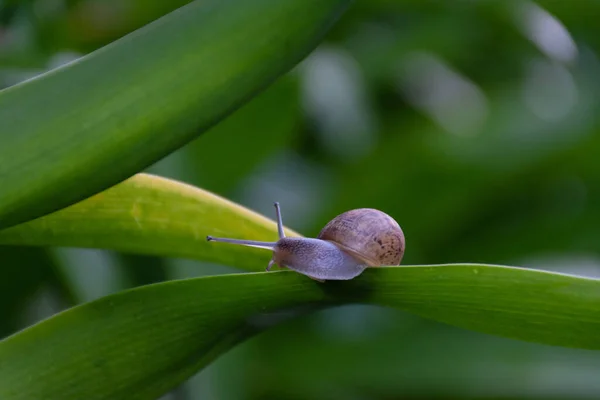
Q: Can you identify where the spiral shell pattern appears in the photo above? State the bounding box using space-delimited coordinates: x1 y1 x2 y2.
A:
317 208 405 266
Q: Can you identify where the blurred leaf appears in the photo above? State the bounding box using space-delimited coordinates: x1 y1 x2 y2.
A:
313 56 600 265
41 1 194 52
0 246 74 338
242 307 600 400
189 75 301 196
146 74 301 197
0 0 351 230
116 253 168 287
0 173 302 271
1 264 600 400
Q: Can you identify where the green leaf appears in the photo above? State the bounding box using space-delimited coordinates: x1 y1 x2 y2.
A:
1 265 599 400
187 75 301 195
0 173 302 272
0 0 351 230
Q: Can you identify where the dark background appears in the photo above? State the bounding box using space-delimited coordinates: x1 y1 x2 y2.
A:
2 1 600 399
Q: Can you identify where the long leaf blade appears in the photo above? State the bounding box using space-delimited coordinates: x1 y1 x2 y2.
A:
0 0 351 229
1 265 599 399
0 272 323 400
336 265 600 350
0 173 301 271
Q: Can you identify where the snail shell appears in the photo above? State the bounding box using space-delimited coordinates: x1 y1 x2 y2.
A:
317 208 405 267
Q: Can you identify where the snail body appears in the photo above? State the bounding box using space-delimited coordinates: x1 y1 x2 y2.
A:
206 203 405 281
272 237 368 280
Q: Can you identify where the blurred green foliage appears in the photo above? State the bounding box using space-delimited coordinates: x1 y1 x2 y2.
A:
2 0 600 399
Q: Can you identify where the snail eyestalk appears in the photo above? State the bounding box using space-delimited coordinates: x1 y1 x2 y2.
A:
205 201 287 250
205 236 276 250
274 201 285 239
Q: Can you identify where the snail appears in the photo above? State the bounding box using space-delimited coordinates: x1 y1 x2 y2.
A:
206 202 405 281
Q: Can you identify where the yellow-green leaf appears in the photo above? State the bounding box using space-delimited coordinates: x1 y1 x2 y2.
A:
0 173 301 271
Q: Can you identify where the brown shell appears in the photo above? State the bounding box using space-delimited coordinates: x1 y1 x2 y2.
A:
317 208 405 267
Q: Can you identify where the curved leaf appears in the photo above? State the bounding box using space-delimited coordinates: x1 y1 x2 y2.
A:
1 265 599 399
0 272 323 400
0 173 301 272
0 0 351 230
